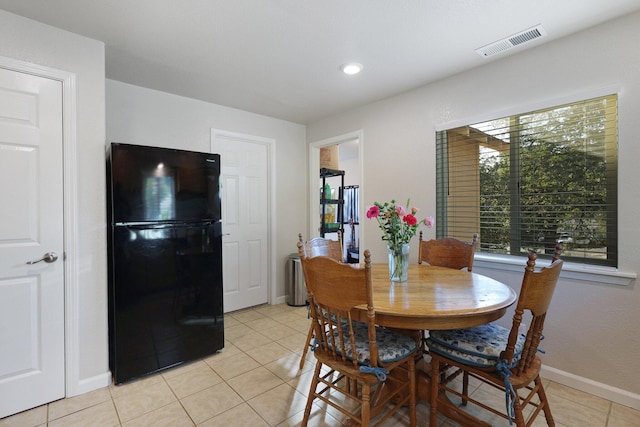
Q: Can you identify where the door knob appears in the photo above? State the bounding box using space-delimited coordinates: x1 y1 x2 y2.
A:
26 252 58 265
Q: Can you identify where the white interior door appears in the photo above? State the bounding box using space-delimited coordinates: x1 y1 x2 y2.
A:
0 68 65 417
212 131 271 313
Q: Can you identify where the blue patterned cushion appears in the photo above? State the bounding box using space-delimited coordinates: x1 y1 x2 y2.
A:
326 321 417 366
426 323 525 368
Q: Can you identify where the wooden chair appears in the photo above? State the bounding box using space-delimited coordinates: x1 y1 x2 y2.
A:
427 244 564 427
297 232 343 369
297 245 417 427
418 232 478 351
298 232 343 261
418 231 478 271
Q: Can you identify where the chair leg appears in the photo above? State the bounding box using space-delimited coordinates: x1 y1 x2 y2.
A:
535 375 555 426
462 371 469 406
513 391 526 427
301 361 322 427
430 356 439 427
408 356 416 427
299 321 314 370
361 382 371 426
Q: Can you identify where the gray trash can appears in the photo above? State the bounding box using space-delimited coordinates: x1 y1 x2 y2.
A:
287 253 307 306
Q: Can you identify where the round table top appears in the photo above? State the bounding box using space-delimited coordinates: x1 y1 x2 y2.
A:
355 263 517 330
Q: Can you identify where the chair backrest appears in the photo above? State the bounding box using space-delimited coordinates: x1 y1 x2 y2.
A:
418 232 478 271
298 232 343 262
297 244 380 369
502 243 563 375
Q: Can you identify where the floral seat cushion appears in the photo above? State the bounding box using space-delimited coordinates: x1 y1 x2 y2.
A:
326 321 417 366
426 323 525 368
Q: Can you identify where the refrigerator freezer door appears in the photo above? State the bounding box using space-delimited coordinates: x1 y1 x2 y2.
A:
108 143 221 223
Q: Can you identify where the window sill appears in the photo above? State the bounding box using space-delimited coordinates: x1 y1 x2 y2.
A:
474 254 636 286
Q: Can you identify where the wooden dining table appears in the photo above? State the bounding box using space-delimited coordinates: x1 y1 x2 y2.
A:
351 263 518 425
355 263 517 330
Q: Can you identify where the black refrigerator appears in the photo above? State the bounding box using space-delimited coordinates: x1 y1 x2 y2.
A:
106 142 224 384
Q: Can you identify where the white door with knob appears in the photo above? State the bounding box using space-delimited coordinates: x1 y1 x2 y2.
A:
212 130 271 313
0 67 65 417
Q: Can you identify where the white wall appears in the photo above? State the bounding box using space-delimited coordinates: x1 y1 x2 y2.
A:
0 10 108 392
106 80 307 303
308 11 640 403
0 9 307 401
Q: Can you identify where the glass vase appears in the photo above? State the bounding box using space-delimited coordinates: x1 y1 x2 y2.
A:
387 243 410 282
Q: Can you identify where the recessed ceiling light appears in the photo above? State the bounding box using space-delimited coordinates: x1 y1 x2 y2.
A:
341 63 363 75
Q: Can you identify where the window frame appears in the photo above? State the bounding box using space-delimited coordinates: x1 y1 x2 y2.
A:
433 87 635 286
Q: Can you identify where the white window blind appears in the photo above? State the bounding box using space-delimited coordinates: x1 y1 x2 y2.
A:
436 94 618 267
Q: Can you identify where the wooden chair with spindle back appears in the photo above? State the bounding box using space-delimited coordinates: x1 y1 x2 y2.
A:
418 232 478 352
297 232 343 369
418 231 478 271
427 243 564 427
297 245 417 427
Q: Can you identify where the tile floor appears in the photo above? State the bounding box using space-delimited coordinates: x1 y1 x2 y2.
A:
1 303 638 426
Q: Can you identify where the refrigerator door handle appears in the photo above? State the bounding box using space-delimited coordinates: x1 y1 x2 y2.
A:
118 221 217 229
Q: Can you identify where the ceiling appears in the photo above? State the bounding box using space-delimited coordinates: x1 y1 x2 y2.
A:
1 1 639 125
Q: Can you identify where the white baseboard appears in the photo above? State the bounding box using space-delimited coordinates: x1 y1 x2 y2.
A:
541 365 640 411
275 295 288 305
67 371 112 398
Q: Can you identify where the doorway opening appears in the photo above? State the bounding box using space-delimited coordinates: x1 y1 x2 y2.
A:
309 131 363 261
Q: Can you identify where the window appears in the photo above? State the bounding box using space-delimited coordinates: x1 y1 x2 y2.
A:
436 94 618 267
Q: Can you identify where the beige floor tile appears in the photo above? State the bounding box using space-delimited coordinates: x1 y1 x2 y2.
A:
608 402 640 427
48 400 119 427
244 316 282 332
109 373 165 399
289 305 309 318
276 403 342 427
205 351 261 380
297 349 315 370
165 363 223 399
253 304 290 318
224 323 255 341
204 342 241 363
529 415 570 427
261 324 300 341
268 312 306 326
47 386 112 421
245 341 294 366
248 383 308 426
264 352 310 382
113 377 177 422
544 394 608 427
161 360 209 380
287 367 317 396
287 320 312 335
310 392 362 425
228 331 273 352
228 309 266 323
198 402 268 427
546 381 611 414
180 382 243 424
276 331 308 352
223 315 242 328
226 366 284 400
122 401 193 427
0 404 47 427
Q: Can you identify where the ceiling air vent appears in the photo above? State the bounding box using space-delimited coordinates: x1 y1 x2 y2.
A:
475 25 546 57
